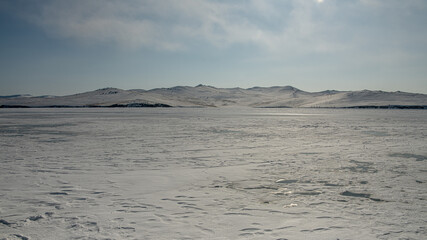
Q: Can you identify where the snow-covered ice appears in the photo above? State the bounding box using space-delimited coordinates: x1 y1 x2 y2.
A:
0 108 426 239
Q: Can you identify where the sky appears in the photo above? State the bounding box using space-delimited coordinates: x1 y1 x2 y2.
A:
1 0 427 96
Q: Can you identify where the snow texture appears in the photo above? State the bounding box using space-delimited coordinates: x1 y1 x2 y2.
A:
0 108 426 239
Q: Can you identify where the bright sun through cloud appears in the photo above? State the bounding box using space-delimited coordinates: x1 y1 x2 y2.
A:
317 0 324 3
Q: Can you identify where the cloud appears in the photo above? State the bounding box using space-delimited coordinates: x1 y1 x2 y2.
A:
3 0 426 57
1 0 327 52
27 0 187 50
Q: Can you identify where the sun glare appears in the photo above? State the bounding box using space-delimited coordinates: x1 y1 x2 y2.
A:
317 0 324 3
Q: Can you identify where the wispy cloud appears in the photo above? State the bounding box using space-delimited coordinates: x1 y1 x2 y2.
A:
3 0 426 57
0 0 325 51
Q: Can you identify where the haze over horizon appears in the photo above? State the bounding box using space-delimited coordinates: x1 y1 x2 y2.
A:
1 0 427 96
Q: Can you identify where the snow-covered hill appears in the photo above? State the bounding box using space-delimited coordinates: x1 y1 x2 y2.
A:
1 85 426 108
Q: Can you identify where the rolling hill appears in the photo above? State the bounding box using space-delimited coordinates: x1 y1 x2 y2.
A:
1 85 426 108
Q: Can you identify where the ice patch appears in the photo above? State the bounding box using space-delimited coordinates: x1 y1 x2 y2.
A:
275 179 298 184
389 153 426 161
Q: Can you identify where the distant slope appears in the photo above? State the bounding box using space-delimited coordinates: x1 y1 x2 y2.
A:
1 85 426 108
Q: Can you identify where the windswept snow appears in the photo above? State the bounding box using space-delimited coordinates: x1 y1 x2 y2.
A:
0 108 426 239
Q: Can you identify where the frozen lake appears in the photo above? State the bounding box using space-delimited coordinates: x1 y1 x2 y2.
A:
0 108 426 240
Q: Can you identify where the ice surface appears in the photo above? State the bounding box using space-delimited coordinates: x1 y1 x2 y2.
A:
0 108 426 239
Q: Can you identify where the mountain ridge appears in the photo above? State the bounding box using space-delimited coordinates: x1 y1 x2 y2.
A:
1 85 426 109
